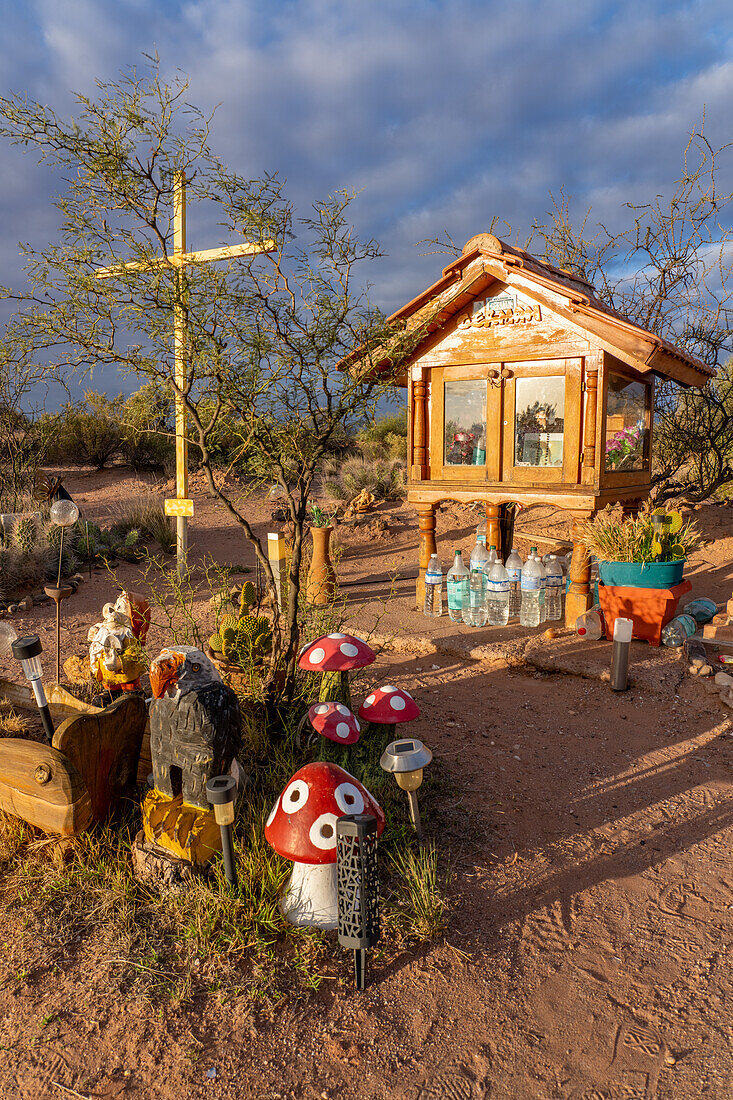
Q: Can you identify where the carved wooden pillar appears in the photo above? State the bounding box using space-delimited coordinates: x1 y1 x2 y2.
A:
583 367 599 469
565 514 592 627
411 379 428 480
416 505 438 609
485 502 500 554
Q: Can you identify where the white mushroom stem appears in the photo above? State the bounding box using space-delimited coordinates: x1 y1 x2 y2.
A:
280 860 338 930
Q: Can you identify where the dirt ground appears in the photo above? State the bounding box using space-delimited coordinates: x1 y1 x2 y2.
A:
0 467 732 1099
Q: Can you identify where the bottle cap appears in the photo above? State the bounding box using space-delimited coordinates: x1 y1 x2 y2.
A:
530 546 537 553
577 627 587 636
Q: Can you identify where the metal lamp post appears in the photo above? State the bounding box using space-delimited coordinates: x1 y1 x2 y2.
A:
380 738 433 842
206 775 238 887
336 813 380 992
10 634 55 744
45 499 80 683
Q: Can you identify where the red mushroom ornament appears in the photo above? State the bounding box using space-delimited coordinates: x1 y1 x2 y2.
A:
265 762 384 929
358 685 420 725
298 633 375 707
308 702 361 746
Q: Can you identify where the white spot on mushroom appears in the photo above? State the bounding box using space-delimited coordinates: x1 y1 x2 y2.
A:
355 719 360 732
309 813 338 850
336 704 350 716
389 695 406 711
308 647 326 665
364 694 376 706
382 685 397 693
340 642 359 658
282 779 310 813
327 633 346 639
265 797 280 827
335 782 365 815
314 704 329 715
335 722 351 739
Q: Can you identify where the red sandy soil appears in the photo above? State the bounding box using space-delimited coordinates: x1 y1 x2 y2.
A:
0 467 732 1099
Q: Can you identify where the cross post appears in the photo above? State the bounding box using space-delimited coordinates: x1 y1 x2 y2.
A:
94 172 275 574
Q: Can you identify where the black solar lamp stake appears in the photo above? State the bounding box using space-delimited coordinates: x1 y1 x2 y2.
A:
11 634 54 744
206 775 238 887
337 813 380 992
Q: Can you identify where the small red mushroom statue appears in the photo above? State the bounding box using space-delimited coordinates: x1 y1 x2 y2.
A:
265 762 384 929
298 633 375 707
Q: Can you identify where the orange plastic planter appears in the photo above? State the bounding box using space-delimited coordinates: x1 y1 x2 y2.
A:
598 579 692 647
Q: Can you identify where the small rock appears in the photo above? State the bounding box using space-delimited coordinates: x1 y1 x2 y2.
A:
688 665 700 676
699 664 713 676
543 627 557 640
600 669 611 683
690 655 705 668
714 671 733 688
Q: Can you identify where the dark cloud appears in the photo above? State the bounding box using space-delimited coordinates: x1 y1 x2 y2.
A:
1 0 732 403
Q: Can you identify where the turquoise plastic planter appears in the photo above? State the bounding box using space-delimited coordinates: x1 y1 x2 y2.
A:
597 560 686 589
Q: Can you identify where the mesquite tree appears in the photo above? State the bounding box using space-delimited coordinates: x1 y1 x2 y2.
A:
0 62 418 703
527 126 733 502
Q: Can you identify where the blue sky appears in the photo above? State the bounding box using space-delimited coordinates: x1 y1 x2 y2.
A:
1 0 733 407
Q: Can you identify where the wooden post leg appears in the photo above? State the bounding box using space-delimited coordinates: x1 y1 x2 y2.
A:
416 505 437 610
485 503 500 554
565 516 592 628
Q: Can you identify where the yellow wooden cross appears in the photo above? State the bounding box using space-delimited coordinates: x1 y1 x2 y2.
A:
95 171 275 573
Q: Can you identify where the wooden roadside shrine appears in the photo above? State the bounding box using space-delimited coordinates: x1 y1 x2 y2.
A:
363 233 713 625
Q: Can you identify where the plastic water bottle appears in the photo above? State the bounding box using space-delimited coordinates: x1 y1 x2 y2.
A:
576 604 605 640
487 544 501 566
531 550 547 622
447 550 469 624
505 548 523 619
466 567 488 626
520 547 544 627
424 554 443 618
470 535 490 576
661 614 698 647
464 536 489 626
682 598 717 624
545 555 564 622
487 558 510 625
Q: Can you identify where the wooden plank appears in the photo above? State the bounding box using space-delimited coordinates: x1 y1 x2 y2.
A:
0 739 92 835
53 694 147 823
0 678 101 721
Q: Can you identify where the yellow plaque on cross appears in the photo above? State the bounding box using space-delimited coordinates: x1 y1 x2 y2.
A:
164 498 194 517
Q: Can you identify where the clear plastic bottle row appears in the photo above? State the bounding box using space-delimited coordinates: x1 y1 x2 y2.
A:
424 529 565 626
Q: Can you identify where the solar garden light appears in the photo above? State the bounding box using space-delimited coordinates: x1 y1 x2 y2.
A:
337 813 380 992
380 738 433 842
206 775 238 887
45 498 80 684
610 616 633 692
10 634 55 744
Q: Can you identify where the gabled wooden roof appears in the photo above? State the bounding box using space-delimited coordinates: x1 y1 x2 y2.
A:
354 232 714 388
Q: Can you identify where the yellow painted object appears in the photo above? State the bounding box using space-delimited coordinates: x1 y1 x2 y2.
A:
164 498 194 517
142 788 221 865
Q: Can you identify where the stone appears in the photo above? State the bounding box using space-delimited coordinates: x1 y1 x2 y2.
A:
543 627 557 640
600 669 611 683
714 671 733 689
699 664 713 676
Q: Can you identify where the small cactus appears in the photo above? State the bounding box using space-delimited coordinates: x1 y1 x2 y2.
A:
209 632 224 653
218 613 238 634
12 516 39 556
238 580 256 614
